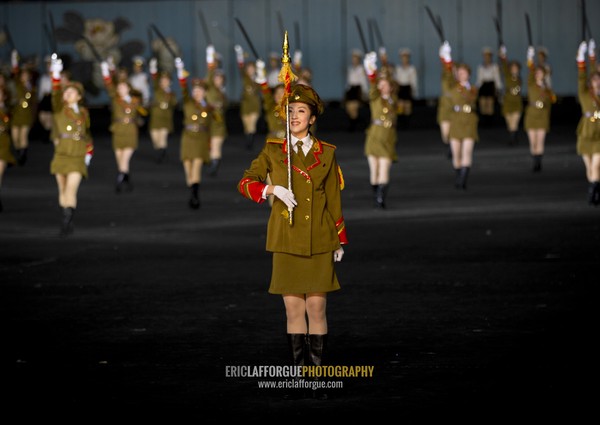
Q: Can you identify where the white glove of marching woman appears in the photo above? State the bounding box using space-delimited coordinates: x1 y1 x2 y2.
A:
363 51 377 77
439 41 451 63
50 55 63 80
589 39 596 58
334 247 344 262
272 185 297 209
577 41 588 62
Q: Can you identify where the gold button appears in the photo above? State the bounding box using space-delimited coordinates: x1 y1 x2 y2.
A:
304 215 310 220
306 198 310 202
125 108 131 114
306 180 311 184
382 107 388 113
66 125 72 131
22 101 28 108
201 111 208 118
25 92 31 99
192 114 198 120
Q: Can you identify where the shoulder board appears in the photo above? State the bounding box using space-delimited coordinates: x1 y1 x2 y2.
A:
320 141 337 150
266 138 284 145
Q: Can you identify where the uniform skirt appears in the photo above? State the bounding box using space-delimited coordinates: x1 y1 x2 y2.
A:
364 125 398 161
180 131 210 162
524 106 550 131
50 154 88 178
448 111 479 141
576 118 600 155
269 251 340 294
111 124 139 150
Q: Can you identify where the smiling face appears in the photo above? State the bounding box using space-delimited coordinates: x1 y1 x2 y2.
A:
288 101 315 139
192 85 205 102
456 66 470 83
117 82 130 97
63 86 81 105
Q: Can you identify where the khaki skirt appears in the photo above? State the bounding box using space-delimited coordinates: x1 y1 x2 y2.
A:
269 251 340 294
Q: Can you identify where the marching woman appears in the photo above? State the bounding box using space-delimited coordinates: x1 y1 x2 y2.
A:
205 45 229 177
363 51 399 208
0 85 16 212
237 81 347 400
575 39 600 205
524 45 557 173
48 55 93 237
148 57 177 164
101 59 144 192
498 44 524 145
439 41 479 190
175 57 212 209
234 45 261 151
10 50 37 166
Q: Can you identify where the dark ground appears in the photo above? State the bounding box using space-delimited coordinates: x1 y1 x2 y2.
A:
1 101 597 421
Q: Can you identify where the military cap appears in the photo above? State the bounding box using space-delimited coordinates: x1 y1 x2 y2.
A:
289 83 324 115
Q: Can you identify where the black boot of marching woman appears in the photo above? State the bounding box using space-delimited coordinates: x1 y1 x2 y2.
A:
375 184 388 209
59 207 75 238
532 155 543 172
588 181 600 206
458 167 470 190
283 333 308 400
188 183 200 209
307 334 329 400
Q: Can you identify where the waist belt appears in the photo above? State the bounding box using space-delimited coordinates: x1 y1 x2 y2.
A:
60 133 85 141
114 117 135 125
453 104 473 113
185 124 208 132
584 111 600 122
371 119 394 128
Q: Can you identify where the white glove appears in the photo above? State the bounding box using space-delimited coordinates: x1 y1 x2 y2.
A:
499 44 507 59
272 185 297 209
363 51 377 76
149 57 157 74
255 59 266 84
589 39 596 58
206 45 215 65
174 57 185 79
85 154 92 166
293 50 302 66
527 46 535 62
100 61 110 78
577 41 587 62
439 41 451 62
106 56 115 71
333 247 344 262
50 56 63 79
11 49 19 68
234 45 244 64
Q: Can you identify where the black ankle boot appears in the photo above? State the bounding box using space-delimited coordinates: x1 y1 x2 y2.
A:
532 155 542 172
17 148 28 166
283 333 308 400
156 148 167 164
589 181 600 206
307 334 329 400
509 131 518 145
375 184 388 209
116 173 125 193
454 168 462 188
208 159 220 177
60 207 75 237
246 133 255 151
458 167 470 190
188 183 200 209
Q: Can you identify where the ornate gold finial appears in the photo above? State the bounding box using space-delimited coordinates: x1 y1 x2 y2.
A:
282 30 290 64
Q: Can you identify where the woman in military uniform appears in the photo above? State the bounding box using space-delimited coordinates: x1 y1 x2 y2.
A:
10 50 37 166
49 56 93 237
234 45 261 151
440 41 479 190
0 85 16 212
498 45 524 145
237 84 347 400
524 46 557 173
101 60 144 192
205 45 229 177
575 40 600 205
175 57 212 209
100 61 142 193
148 58 177 164
363 51 399 208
